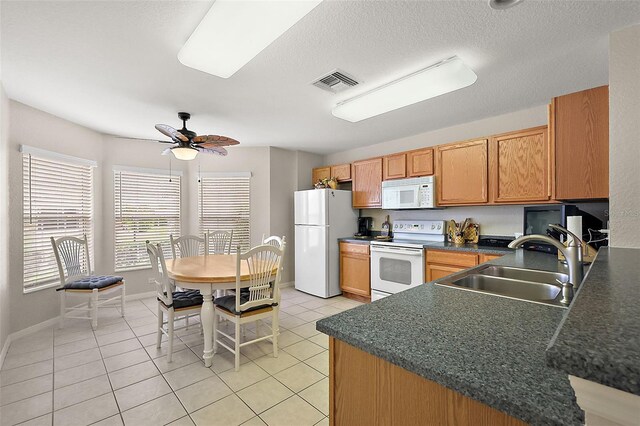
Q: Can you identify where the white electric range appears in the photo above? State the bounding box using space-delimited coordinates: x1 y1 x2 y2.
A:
370 220 446 301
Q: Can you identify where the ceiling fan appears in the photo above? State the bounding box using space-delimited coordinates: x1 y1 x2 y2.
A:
155 112 239 160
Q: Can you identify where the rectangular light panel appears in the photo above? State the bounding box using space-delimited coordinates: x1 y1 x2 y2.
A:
332 56 477 122
178 0 322 78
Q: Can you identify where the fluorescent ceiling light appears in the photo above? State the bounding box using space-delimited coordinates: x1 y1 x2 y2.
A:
332 57 478 123
178 0 323 78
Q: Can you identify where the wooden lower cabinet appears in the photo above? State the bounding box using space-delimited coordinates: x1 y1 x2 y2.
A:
479 253 503 263
329 338 527 426
425 250 479 281
339 242 370 299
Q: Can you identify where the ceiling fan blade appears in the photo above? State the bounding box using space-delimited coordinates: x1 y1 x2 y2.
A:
196 146 228 156
155 124 188 142
192 135 240 146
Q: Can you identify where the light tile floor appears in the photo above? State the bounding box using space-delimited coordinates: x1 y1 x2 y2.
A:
0 288 363 426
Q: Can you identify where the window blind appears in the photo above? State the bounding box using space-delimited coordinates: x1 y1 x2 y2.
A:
22 154 94 292
114 170 180 270
199 174 250 251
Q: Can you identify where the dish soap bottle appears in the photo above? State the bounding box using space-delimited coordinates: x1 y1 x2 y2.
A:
381 215 391 238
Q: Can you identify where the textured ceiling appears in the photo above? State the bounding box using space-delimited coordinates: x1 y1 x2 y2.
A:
2 1 639 154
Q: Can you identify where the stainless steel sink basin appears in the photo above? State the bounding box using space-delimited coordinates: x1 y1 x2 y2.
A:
476 265 568 286
435 265 569 308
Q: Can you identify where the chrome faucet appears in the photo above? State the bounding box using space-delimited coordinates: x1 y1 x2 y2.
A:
508 224 584 305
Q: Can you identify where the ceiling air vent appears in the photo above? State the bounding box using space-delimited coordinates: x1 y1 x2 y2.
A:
312 69 360 93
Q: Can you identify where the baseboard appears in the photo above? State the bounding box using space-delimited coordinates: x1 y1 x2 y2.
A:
0 290 156 369
280 281 294 288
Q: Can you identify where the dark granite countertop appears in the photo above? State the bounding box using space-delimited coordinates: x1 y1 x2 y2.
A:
317 250 584 425
547 247 640 396
337 237 514 255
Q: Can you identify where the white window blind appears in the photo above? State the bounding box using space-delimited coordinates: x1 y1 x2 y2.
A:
199 173 251 251
22 153 94 292
114 169 180 270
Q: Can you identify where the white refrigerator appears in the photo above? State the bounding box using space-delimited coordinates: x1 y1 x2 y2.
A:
294 189 357 298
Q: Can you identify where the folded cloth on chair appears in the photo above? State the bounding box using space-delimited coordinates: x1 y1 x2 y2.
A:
57 275 124 291
214 293 277 315
160 290 203 309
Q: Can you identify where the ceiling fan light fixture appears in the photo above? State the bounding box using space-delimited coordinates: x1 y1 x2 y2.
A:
171 146 199 161
178 0 323 78
489 0 524 10
332 56 477 123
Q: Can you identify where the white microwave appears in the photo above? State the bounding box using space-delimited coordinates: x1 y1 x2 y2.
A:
382 176 436 209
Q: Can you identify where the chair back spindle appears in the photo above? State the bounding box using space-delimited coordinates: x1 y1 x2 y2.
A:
51 234 91 285
146 241 174 307
170 234 206 258
235 243 285 313
207 230 233 255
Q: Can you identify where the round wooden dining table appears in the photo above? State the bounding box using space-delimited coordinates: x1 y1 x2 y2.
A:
165 254 260 367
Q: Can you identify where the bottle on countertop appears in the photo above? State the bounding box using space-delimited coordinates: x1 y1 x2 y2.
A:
381 215 391 237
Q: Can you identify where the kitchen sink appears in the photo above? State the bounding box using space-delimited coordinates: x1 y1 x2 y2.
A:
476 265 568 286
435 265 569 308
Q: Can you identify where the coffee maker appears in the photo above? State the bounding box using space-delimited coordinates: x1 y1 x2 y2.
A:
355 217 373 238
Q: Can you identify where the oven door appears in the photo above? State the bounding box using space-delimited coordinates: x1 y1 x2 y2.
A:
382 185 420 209
370 245 424 295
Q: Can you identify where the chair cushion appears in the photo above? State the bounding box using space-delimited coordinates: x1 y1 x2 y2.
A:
59 275 123 291
160 290 203 309
214 293 276 315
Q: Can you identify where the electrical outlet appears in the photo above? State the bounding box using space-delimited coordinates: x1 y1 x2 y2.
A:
371 220 375 228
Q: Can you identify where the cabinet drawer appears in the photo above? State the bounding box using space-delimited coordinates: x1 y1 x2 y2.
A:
479 253 503 263
426 250 478 267
340 242 370 255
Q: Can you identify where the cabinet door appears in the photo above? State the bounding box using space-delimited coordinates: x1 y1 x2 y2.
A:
426 264 466 281
383 153 407 180
436 139 489 205
312 167 331 185
479 254 503 264
340 253 370 296
407 148 434 177
352 158 383 208
490 127 550 203
331 164 352 182
554 86 609 199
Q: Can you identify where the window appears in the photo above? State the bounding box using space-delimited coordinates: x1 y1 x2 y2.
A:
114 168 181 271
22 148 95 292
199 172 251 251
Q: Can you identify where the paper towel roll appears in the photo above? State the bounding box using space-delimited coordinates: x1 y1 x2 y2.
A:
567 216 582 245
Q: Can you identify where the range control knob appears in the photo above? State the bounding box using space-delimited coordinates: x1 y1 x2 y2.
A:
420 225 424 229
431 224 436 230
437 224 442 230
394 224 398 229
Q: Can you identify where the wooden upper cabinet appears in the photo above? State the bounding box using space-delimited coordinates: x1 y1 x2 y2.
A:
407 148 434 177
352 158 383 208
553 85 609 199
331 163 351 182
490 126 550 203
383 153 407 180
436 139 489 205
312 167 331 185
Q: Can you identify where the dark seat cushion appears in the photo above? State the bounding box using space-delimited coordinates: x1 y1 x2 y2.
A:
214 293 276 315
59 275 123 291
160 290 203 309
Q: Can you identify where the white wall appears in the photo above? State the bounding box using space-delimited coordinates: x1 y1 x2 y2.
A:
7 101 105 333
609 24 640 248
0 84 11 350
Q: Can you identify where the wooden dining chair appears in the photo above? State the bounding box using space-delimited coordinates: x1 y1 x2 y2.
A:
206 230 233 254
213 242 285 371
146 241 203 363
51 235 125 329
170 234 207 258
